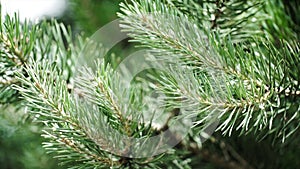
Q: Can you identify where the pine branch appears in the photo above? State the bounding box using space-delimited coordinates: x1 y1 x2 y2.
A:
0 9 187 168
0 9 83 103
14 57 196 168
15 60 122 168
119 0 300 142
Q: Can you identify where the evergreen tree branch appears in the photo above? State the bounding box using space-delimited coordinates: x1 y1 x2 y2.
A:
1 1 299 168
119 0 300 142
15 60 123 168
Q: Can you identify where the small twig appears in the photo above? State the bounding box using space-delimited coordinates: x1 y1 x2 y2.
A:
211 0 225 29
178 136 255 169
219 140 254 169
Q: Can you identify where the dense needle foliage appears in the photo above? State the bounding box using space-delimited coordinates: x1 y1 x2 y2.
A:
0 0 299 169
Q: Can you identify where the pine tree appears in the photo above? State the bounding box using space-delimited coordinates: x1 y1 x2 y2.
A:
0 0 299 169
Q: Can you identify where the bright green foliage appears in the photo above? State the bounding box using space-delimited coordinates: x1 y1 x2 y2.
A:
0 0 299 169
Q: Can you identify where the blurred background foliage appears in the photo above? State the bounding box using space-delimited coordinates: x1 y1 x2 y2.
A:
69 0 123 35
66 0 136 69
0 0 299 169
0 106 62 169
